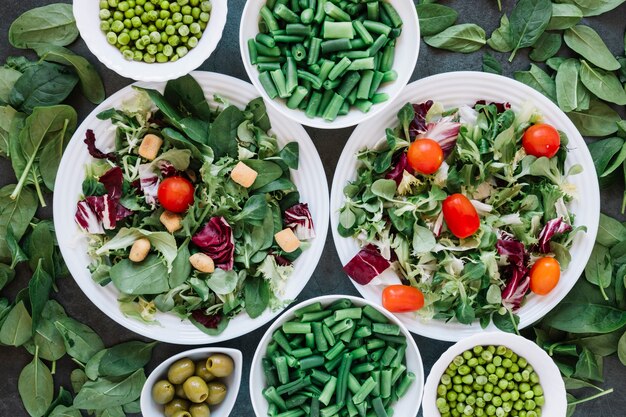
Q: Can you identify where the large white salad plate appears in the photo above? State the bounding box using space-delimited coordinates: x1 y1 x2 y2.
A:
330 71 600 342
54 72 329 345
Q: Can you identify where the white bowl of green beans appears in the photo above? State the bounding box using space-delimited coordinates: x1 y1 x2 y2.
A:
423 332 567 417
249 295 425 417
239 0 420 129
74 0 228 82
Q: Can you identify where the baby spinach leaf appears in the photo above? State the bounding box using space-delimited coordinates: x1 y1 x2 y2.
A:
529 32 562 62
415 3 458 36
29 260 53 334
546 57 567 71
72 369 146 410
567 99 621 137
161 127 211 160
245 97 272 132
514 64 557 103
573 348 604 382
45 387 73 417
424 24 486 53
70 369 88 395
564 25 621 71
28 222 56 275
244 275 270 319
33 44 105 105
48 406 81 417
54 317 105 364
206 268 238 295
0 67 22 103
169 240 192 288
0 300 32 346
233 194 269 225
508 0 552 61
575 331 623 356
482 53 502 75
597 213 626 247
547 3 583 30
544 302 626 333
122 400 141 414
109 255 169 295
10 63 78 114
254 178 296 193
208 105 244 158
85 350 107 381
245 160 283 190
619 331 626 366
24 317 67 362
0 185 37 263
95 228 177 271
8 3 78 48
0 264 15 291
579 60 626 105
585 244 613 301
98 341 157 378
556 59 589 113
18 350 54 417
164 74 212 120
0 105 21 157
279 142 299 170
487 15 513 52
7 225 29 268
556 0 626 17
99 406 125 417
412 224 436 253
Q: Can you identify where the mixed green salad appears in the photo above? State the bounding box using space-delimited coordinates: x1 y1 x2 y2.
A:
339 100 584 330
74 74 315 335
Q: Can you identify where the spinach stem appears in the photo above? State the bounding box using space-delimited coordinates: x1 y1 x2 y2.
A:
31 169 46 208
567 388 614 406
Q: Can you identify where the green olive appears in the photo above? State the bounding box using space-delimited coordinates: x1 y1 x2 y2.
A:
205 354 234 378
152 379 175 404
189 403 211 417
171 412 192 417
183 376 209 403
175 384 188 399
168 358 195 384
164 399 190 417
206 382 227 405
195 360 216 382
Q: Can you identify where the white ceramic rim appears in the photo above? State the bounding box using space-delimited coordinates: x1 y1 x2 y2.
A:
422 332 567 417
74 1 228 82
140 347 243 417
330 71 601 342
249 294 425 417
53 71 330 345
239 0 420 129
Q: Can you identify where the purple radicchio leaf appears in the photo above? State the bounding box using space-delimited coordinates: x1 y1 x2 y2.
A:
273 253 292 267
408 100 433 138
99 166 123 200
75 200 104 234
535 218 572 254
137 164 160 206
192 217 235 270
385 153 413 185
497 233 530 311
474 100 511 114
416 116 461 155
343 244 391 286
156 160 179 178
284 203 316 240
191 310 222 329
84 129 116 161
75 195 121 233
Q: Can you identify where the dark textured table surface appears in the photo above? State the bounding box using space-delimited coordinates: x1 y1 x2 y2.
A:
1 1 626 416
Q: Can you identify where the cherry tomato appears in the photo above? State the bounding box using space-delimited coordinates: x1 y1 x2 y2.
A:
382 285 425 313
522 123 561 158
530 257 560 295
406 138 444 175
442 194 480 239
158 176 195 213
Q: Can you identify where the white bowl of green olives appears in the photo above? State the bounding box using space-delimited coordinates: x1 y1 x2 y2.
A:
141 347 242 417
423 332 567 417
74 0 228 82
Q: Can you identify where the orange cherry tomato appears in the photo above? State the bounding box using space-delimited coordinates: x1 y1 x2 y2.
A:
530 257 560 295
442 194 480 239
406 138 444 175
522 123 561 158
382 285 425 313
158 176 195 213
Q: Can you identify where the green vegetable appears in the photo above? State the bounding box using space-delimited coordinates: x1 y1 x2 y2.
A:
98 341 158 378
28 260 53 334
579 60 626 105
487 15 513 52
424 24 486 53
9 3 78 48
563 25 621 71
54 317 105 364
72 369 146 410
556 0 626 17
415 3 458 36
529 32 562 62
9 62 78 114
585 244 613 301
508 0 552 61
0 300 32 346
555 59 589 113
547 3 583 30
544 303 626 334
0 67 22 103
18 347 54 417
0 184 37 262
109 255 169 295
567 99 621 137
514 64 557 103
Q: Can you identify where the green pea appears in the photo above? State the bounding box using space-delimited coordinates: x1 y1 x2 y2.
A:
178 24 190 36
160 9 171 19
133 50 143 61
135 5 144 14
118 32 131 45
168 35 180 46
144 53 156 63
100 0 109 8
108 0 119 7
100 9 112 19
123 49 135 60
123 19 132 29
156 19 166 30
187 36 198 48
118 1 129 12
172 12 183 22
191 7 200 19
124 9 135 18
176 46 188 57
182 15 193 25
200 1 210 12
100 21 111 31
199 12 209 22
137 0 146 4
144 2 154 12
111 20 124 32
161 32 169 43
146 44 158 55
163 44 174 56
170 53 179 62
106 32 118 44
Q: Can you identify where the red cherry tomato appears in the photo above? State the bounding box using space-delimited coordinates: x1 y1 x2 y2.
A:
522 123 561 158
530 257 560 295
158 176 195 213
406 138 444 175
382 285 425 313
442 194 480 239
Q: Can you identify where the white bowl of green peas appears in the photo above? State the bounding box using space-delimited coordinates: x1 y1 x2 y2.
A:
249 295 425 417
423 332 567 417
74 0 228 82
239 0 420 129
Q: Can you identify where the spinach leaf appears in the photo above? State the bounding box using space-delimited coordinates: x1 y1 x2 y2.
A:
493 311 519 334
72 369 146 410
33 45 105 105
0 67 22 103
0 300 32 346
10 63 78 114
487 15 513 52
8 3 78 48
164 74 212 120
122 400 141 414
555 0 626 17
85 350 107 381
546 57 567 71
597 213 626 247
415 3 458 36
254 178 296 193
482 53 502 75
96 228 177 271
556 59 589 113
28 222 56 275
234 194 269 226
575 331 623 356
98 341 157 378
7 225 28 269
208 105 244 158
514 64 557 102
18 350 54 417
585 244 613 301
29 260 53 334
573 348 604 382
279 142 299 170
412 224 436 253
0 263 16 290
544 302 626 333
70 369 88 395
244 275 270 318
508 0 552 61
169 240 192 288
161 127 212 160
529 32 562 62
0 105 20 157
563 25 621 71
547 3 583 30
245 160 284 190
109 255 169 295
245 97 271 132
99 406 125 417
424 24 486 53
206 269 238 295
48 405 81 417
579 60 626 105
567 99 621 137
54 317 105 364
45 387 73 417
619 331 626 366
24 317 67 362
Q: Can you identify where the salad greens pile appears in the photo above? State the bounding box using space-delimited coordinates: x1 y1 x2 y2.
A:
76 74 315 335
338 100 582 329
